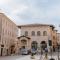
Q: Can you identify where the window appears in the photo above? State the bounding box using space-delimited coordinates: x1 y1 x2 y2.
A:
31 31 35 36
37 31 41 36
25 31 28 36
43 31 47 36
48 40 52 46
21 40 27 44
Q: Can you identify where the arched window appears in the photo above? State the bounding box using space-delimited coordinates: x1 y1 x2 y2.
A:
37 31 41 36
21 40 27 44
31 31 35 36
25 31 28 36
43 31 47 36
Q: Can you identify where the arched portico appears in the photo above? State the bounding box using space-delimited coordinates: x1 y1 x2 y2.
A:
31 41 38 50
40 41 47 50
10 45 15 54
21 39 27 49
18 36 31 49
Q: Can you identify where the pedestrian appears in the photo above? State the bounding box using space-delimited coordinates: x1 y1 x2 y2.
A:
31 48 35 59
45 48 48 53
41 48 43 55
45 48 48 58
53 46 55 52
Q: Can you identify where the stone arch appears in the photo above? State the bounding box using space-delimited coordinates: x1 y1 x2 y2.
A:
37 31 41 36
21 39 27 49
43 31 47 36
10 45 15 54
31 31 35 36
40 41 47 50
31 41 38 50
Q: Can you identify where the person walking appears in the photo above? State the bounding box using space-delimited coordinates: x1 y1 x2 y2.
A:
40 48 43 60
45 48 48 59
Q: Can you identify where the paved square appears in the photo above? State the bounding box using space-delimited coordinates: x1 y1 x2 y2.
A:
0 54 59 60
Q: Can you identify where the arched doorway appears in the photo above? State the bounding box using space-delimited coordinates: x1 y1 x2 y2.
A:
31 41 38 50
21 40 27 49
10 45 15 54
40 41 47 50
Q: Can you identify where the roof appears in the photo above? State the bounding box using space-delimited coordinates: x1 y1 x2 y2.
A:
18 35 30 39
18 23 55 28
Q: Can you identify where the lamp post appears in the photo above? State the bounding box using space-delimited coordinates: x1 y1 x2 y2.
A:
48 38 55 60
39 44 43 60
48 40 53 58
57 43 60 60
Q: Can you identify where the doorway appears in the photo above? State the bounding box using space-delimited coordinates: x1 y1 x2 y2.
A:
41 41 47 50
21 40 27 49
1 48 3 56
31 41 38 50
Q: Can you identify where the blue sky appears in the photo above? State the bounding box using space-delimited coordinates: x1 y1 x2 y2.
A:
0 0 60 32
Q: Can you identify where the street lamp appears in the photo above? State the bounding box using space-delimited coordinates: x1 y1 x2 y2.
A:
48 40 53 58
57 43 60 60
39 44 43 60
48 39 55 60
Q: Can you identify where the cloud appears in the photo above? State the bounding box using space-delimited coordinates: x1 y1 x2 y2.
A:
12 4 28 14
0 0 60 32
0 0 60 26
0 0 11 5
9 0 60 21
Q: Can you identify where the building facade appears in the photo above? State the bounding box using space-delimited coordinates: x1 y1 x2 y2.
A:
57 33 60 45
0 13 18 56
18 24 57 52
0 12 58 56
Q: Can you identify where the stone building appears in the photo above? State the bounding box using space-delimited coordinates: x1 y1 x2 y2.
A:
0 13 18 56
0 12 58 55
57 33 60 45
18 24 57 52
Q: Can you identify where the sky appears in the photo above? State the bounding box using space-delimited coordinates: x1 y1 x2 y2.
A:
0 0 60 32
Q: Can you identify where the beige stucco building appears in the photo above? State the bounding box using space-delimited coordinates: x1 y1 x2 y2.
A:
18 24 57 52
57 33 60 45
0 13 18 56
